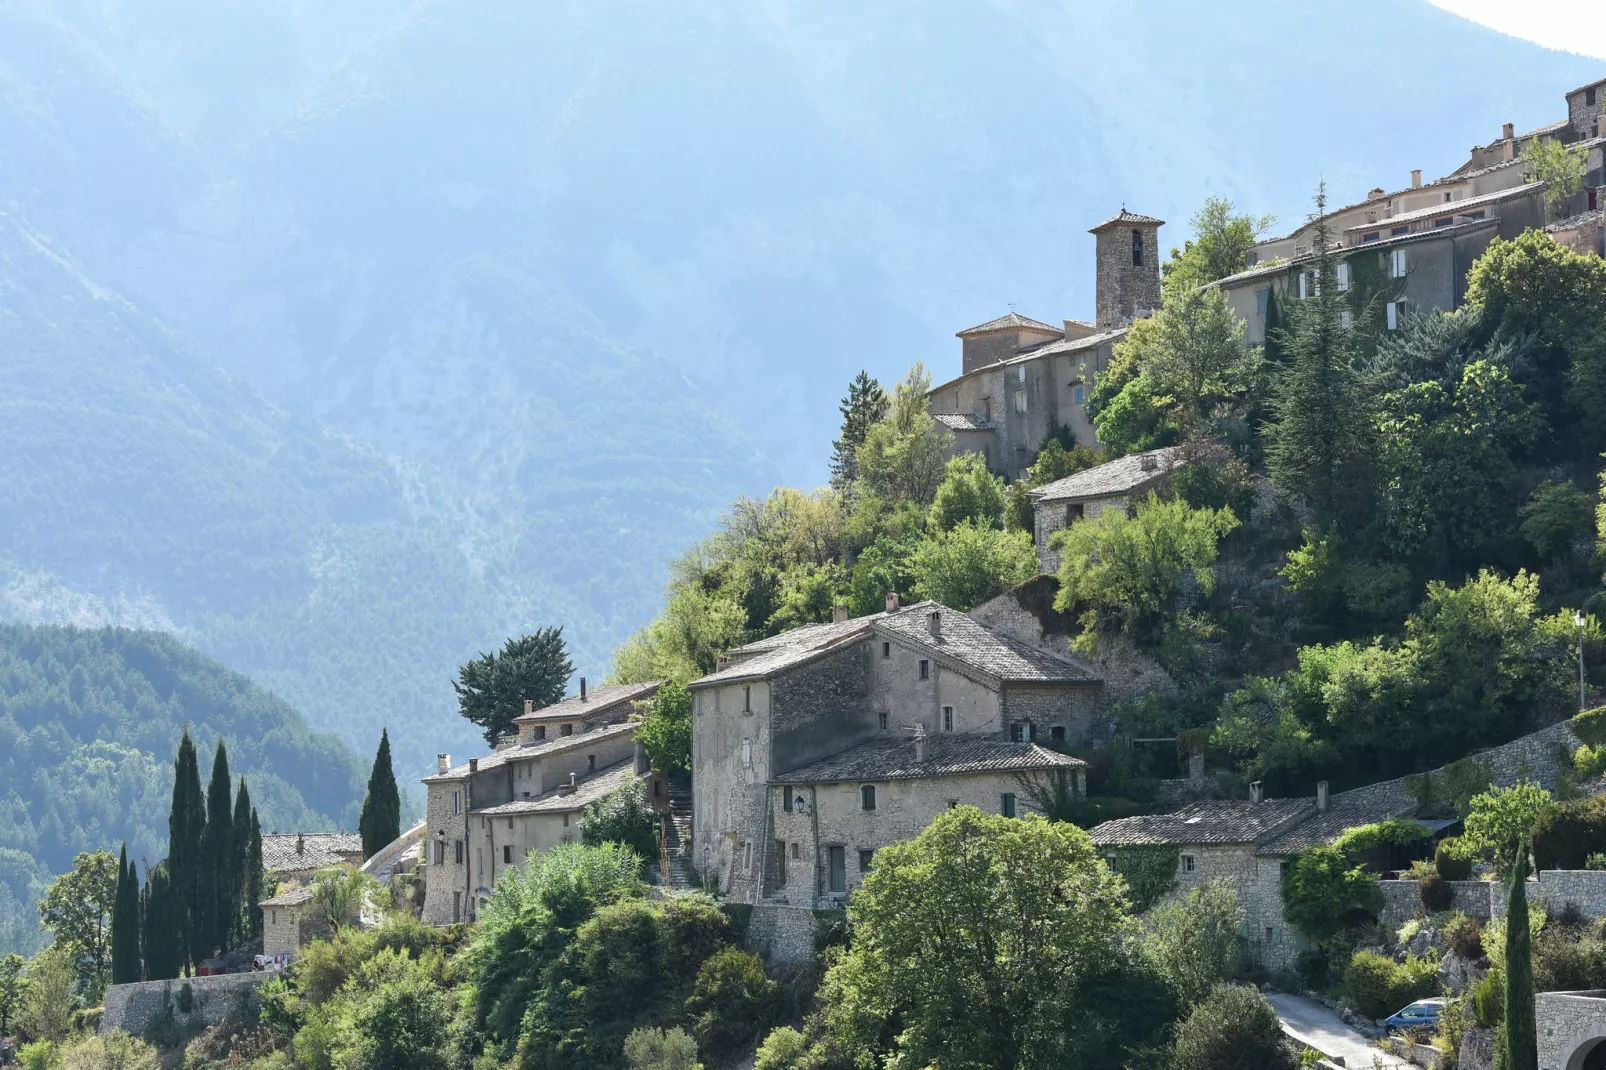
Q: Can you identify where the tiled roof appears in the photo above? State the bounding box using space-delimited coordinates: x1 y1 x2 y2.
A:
1001 329 1126 362
772 734 1085 785
515 681 661 724
1220 219 1501 291
689 613 888 687
422 721 636 783
1256 795 1420 856
956 312 1063 338
1090 798 1314 846
932 413 997 432
1089 210 1166 233
472 760 638 816
259 887 314 908
1568 76 1606 96
872 604 1098 685
1339 183 1540 233
1030 446 1184 503
1549 208 1606 233
261 834 363 874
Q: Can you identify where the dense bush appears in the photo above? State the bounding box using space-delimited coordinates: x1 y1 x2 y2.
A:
1436 838 1473 882
1420 871 1454 912
1170 984 1296 1070
753 1026 810 1070
580 774 659 860
686 948 779 1060
1344 951 1438 1020
1534 795 1606 870
622 1027 701 1070
1444 912 1485 960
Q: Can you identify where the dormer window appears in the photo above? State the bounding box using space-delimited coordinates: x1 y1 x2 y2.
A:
1131 228 1143 266
561 724 573 737
534 725 546 741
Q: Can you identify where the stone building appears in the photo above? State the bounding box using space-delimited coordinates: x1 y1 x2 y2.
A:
1028 445 1188 573
690 597 1097 905
419 679 660 925
260 886 313 958
926 209 1163 477
261 833 364 885
1538 990 1606 1070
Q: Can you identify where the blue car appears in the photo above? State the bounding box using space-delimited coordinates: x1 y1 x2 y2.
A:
1384 998 1445 1031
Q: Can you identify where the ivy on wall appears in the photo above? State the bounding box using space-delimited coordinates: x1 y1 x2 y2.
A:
1112 843 1181 912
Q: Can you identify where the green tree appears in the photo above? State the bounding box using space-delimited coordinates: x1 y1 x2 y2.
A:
1052 493 1240 648
1505 846 1538 1070
1125 287 1259 430
1523 480 1595 563
359 729 402 860
1463 782 1556 872
1142 881 1243 1009
855 363 954 506
820 807 1149 1069
167 730 205 975
686 947 778 1060
581 774 659 860
829 371 889 491
1161 196 1275 295
623 1026 702 1070
37 850 118 989
347 955 450 1070
454 628 574 746
1279 844 1383 943
908 519 1038 610
753 1026 808 1070
229 779 253 947
245 811 263 941
20 946 75 1042
1520 136 1587 212
310 868 377 932
1170 984 1296 1070
139 863 180 981
200 740 234 959
0 952 26 1034
1264 185 1374 526
109 846 140 986
634 681 693 774
929 453 1006 532
1465 229 1606 346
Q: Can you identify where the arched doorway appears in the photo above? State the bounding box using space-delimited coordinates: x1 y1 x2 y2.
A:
1570 1036 1606 1070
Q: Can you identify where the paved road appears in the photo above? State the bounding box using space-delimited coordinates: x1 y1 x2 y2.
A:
1266 992 1410 1068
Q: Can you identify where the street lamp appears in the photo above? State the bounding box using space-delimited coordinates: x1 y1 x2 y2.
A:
1578 611 1588 712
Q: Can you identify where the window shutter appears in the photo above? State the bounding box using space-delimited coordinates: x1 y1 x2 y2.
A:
1387 301 1399 330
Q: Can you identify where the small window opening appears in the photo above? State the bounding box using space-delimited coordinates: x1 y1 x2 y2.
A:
1000 792 1017 818
918 660 930 680
943 706 954 732
1181 855 1196 873
878 711 888 731
1131 228 1144 266
503 845 513 864
858 849 875 872
881 642 890 658
861 785 877 811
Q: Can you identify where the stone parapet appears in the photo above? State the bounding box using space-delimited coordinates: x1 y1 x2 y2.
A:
1377 880 1494 927
100 973 268 1038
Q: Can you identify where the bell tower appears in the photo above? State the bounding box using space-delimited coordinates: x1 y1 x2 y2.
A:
1090 209 1164 329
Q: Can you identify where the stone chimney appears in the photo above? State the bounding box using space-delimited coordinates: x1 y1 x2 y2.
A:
558 772 578 797
468 758 479 773
1367 186 1386 200
634 741 650 775
1503 121 1515 141
296 833 305 855
913 723 927 763
927 610 942 638
1188 751 1206 782
437 754 450 775
1248 781 1264 804
1505 138 1517 162
580 677 587 701
885 592 901 614
716 654 730 671
1411 169 1423 189
524 699 534 716
1140 452 1159 472
833 604 850 623
1316 780 1329 813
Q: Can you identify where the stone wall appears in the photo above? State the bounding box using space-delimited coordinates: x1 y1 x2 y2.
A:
743 903 821 966
1489 872 1606 922
1000 683 1101 748
421 776 471 925
100 973 268 1039
1094 222 1162 329
1377 880 1494 927
1537 990 1606 1070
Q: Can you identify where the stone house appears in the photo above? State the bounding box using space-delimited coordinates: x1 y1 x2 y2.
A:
926 209 1164 475
690 597 1097 906
261 833 364 886
1028 445 1188 573
419 679 660 925
260 887 313 959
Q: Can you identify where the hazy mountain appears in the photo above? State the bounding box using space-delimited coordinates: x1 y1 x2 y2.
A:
0 0 1599 782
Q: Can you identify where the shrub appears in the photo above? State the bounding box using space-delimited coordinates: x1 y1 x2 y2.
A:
622 1027 701 1070
1437 838 1473 882
18 1042 60 1070
1344 951 1439 1021
1473 970 1504 1028
1590 853 1606 871
1444 912 1484 960
1420 871 1455 912
753 1026 810 1070
685 948 779 1060
581 774 660 860
1171 984 1296 1070
60 1030 160 1070
1534 926 1606 993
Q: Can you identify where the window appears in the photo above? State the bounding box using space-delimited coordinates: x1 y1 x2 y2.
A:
790 842 800 860
1181 855 1195 873
948 799 960 809
508 818 514 829
654 780 662 796
1013 390 1028 415
1265 927 1279 945
1010 722 1036 743
454 840 464 865
452 891 461 924
881 641 890 658
1588 86 1597 107
587 754 596 772
742 738 752 767
1280 861 1291 879
503 845 513 865
1444 191 1454 202
1255 287 1269 318
1466 210 1485 220
476 847 482 875
1387 300 1404 331
918 660 930 680
1072 385 1085 405
1336 262 1350 291
878 711 888 731
1433 216 1453 228
1131 228 1144 266
999 792 1017 818
1105 854 1117 869
452 790 461 815
1362 231 1380 243
534 725 546 741
743 842 753 870
1339 309 1352 330
1018 365 1026 383
828 847 846 893
861 785 877 811
1051 725 1066 743
858 849 875 872
1066 502 1084 525
1592 190 1599 212
561 723 573 737
1390 249 1408 277
1298 272 1309 300
943 706 954 732
743 686 751 712
783 788 793 812
1392 226 1409 236
434 840 444 865
562 813 569 827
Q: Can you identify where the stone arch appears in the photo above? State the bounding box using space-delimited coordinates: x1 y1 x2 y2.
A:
1569 1034 1606 1070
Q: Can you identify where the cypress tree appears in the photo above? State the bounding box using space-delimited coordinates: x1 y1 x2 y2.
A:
359 729 402 859
168 729 206 975
1504 844 1538 1070
141 862 180 981
110 845 138 984
246 810 264 940
202 739 234 957
230 779 253 946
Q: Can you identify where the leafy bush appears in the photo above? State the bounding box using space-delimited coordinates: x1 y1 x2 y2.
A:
1281 845 1383 942
581 774 659 860
1344 951 1438 1021
753 1026 810 1070
1444 913 1484 960
1472 969 1504 1027
622 1027 701 1070
1142 881 1244 1009
686 948 779 1060
1534 924 1606 993
1170 984 1296 1070
1588 853 1606 871
1420 871 1454 912
1534 795 1606 870
18 1042 59 1070
1437 838 1472 882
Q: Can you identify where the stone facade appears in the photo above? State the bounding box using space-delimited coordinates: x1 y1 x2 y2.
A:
1537 990 1606 1070
1377 879 1495 928
1092 216 1163 329
1566 79 1606 142
743 903 824 966
262 899 308 958
1033 491 1131 574
100 974 267 1038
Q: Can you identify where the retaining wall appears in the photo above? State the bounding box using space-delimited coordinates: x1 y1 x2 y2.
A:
1377 879 1494 927
743 903 821 966
100 973 268 1039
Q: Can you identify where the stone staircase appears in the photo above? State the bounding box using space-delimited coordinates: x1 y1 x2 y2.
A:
662 786 699 891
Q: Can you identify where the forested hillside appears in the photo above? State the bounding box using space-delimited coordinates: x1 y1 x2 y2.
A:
0 624 363 957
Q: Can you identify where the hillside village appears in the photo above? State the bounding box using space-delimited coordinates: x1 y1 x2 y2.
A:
9 71 1606 1070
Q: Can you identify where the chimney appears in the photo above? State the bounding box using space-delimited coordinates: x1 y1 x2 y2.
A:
523 699 534 716
580 677 587 701
927 610 942 638
1316 780 1329 813
1505 138 1517 162
558 772 578 797
885 592 901 614
833 604 850 623
295 834 304 856
437 753 450 775
1503 121 1515 141
468 758 479 773
1367 187 1385 201
716 654 730 671
1365 209 1377 224
1140 452 1159 471
913 723 927 763
1411 169 1423 189
1188 751 1206 782
634 741 650 775
1248 781 1264 804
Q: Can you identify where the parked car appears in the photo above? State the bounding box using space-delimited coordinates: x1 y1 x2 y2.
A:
1384 998 1445 1032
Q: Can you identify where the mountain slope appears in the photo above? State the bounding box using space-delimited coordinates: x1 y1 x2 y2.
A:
0 623 366 956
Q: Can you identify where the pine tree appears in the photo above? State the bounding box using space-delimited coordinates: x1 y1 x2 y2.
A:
109 845 139 984
1263 184 1375 528
1505 845 1538 1070
359 729 403 859
829 371 890 490
168 729 206 975
201 740 234 958
246 810 264 940
455 629 573 746
230 779 253 946
141 862 180 981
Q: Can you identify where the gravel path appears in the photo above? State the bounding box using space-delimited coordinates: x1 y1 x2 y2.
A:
1265 992 1411 1068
